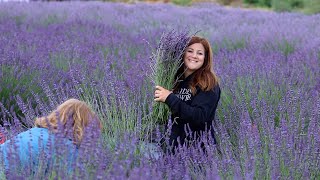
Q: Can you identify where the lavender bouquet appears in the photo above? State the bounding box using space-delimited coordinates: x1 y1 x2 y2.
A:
150 31 191 125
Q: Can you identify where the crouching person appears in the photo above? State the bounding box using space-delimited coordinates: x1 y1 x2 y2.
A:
0 98 101 175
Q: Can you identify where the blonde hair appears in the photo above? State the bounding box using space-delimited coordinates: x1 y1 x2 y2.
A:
35 98 100 145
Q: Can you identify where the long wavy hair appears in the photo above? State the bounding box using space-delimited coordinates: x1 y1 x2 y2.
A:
173 36 219 95
35 98 100 145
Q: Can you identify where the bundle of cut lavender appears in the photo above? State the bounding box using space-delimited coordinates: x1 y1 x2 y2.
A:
150 31 191 125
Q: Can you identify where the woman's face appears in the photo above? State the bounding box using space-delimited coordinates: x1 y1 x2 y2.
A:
183 43 205 77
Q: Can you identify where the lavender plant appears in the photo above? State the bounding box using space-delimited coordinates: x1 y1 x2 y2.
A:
0 1 319 179
149 31 190 125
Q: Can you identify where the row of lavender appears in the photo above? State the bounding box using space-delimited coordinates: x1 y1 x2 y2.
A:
0 2 319 179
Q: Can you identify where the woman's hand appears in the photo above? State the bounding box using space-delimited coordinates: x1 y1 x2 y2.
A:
154 86 172 102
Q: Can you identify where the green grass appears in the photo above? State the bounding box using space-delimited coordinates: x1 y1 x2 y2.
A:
14 14 26 27
42 13 67 27
277 39 296 59
0 65 42 126
49 53 73 72
0 169 5 180
77 79 155 150
220 38 248 52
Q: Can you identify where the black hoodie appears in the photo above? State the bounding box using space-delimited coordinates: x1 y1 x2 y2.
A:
164 73 221 148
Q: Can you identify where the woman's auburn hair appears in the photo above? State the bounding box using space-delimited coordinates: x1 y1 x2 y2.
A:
34 98 100 145
174 36 219 94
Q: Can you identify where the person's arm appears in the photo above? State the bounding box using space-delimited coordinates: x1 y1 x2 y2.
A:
165 87 220 126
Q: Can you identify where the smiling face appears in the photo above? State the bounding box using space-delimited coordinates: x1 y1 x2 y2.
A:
183 43 205 78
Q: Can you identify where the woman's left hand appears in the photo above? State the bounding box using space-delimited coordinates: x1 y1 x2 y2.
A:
154 86 172 102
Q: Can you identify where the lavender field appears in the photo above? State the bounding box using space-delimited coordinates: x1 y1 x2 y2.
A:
0 2 319 179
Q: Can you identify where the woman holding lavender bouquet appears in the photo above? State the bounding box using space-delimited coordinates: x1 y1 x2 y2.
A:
154 36 221 151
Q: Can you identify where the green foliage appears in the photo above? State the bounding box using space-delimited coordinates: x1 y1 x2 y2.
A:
49 53 71 72
0 65 42 126
242 0 320 13
77 79 154 147
258 0 272 7
221 37 247 52
0 170 5 180
42 13 67 26
14 14 26 26
243 0 272 7
217 0 232 5
151 47 181 124
303 0 320 14
212 37 248 54
277 39 295 58
0 10 8 22
291 0 304 8
244 0 259 4
172 0 192 6
263 38 295 58
44 14 60 26
218 73 289 154
272 0 293 12
49 52 87 72
149 32 190 125
271 0 304 12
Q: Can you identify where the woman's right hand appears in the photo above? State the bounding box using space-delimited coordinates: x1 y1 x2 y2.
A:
154 86 172 103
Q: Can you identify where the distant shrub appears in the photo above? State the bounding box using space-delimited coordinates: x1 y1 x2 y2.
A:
242 0 319 13
291 0 304 8
244 0 259 4
258 0 271 7
271 0 305 12
217 0 232 5
172 0 192 6
272 0 292 12
304 0 320 14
